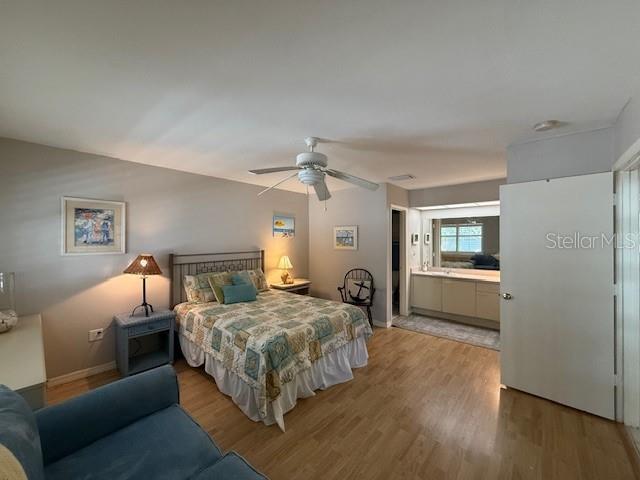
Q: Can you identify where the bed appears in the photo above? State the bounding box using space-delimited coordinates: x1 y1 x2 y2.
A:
169 251 373 431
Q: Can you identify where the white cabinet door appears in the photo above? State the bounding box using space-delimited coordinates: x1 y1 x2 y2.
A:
476 283 500 322
442 279 476 317
411 275 442 311
500 172 614 419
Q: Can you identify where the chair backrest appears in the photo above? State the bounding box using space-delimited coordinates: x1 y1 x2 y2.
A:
341 269 375 304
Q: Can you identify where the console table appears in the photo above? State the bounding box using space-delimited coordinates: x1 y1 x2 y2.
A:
0 314 46 409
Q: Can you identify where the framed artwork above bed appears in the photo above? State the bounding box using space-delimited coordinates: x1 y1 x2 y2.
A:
61 197 126 255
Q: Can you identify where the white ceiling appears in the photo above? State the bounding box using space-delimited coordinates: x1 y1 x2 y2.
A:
1 1 639 192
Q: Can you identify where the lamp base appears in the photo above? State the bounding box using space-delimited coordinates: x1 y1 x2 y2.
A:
131 276 154 317
281 271 291 284
131 302 154 317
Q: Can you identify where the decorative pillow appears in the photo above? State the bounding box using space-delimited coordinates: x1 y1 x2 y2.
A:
231 271 252 286
0 444 28 480
346 279 372 303
183 274 216 303
0 385 44 480
245 268 270 292
222 284 257 304
207 272 233 303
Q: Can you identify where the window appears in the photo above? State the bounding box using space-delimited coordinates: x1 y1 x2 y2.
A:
440 224 483 253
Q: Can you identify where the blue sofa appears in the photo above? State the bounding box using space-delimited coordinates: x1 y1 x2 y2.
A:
0 365 266 480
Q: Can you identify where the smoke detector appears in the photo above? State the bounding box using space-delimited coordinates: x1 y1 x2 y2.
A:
533 120 563 132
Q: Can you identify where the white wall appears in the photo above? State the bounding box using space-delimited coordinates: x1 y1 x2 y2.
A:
408 209 421 269
0 138 309 377
615 95 640 162
409 178 504 207
387 183 409 208
507 127 615 184
308 185 389 325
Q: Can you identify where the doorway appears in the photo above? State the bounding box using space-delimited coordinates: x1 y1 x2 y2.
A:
392 210 401 316
614 143 640 427
388 206 409 323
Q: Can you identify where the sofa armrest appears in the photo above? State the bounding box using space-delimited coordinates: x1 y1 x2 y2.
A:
36 365 179 465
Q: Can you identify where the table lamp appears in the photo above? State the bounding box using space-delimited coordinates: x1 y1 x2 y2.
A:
124 254 162 316
277 255 294 284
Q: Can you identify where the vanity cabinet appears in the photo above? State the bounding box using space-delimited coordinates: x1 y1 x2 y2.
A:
410 273 500 324
476 283 500 322
410 275 442 311
442 279 476 317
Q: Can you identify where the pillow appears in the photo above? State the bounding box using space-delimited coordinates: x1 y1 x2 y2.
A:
0 444 28 480
183 274 216 303
207 272 233 303
245 269 270 292
231 271 252 286
346 278 372 303
0 386 44 480
222 284 257 304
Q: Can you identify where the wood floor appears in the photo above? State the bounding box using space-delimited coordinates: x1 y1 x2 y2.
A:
47 327 638 480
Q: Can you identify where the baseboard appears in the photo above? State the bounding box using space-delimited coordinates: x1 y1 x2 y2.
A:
411 307 500 331
47 361 117 387
372 320 389 328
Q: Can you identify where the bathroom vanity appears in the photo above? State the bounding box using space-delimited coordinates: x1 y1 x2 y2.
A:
410 270 500 328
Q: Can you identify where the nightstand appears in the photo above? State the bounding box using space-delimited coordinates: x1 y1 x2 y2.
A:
271 278 312 295
114 310 175 377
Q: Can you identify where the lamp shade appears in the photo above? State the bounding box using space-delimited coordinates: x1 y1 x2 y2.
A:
123 254 162 276
277 255 293 270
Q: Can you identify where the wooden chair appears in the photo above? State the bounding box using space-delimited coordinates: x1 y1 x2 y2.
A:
338 269 375 327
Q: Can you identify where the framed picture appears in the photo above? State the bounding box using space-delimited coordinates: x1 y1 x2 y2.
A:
334 225 358 250
273 214 295 238
62 197 126 255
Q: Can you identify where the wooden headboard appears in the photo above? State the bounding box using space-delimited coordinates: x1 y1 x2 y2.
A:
169 250 265 308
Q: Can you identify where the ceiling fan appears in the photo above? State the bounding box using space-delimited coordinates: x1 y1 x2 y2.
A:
249 137 379 201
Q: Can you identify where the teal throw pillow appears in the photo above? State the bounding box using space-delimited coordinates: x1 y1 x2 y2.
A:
222 284 257 304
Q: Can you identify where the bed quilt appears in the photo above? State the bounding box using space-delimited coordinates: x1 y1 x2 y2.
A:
175 289 372 419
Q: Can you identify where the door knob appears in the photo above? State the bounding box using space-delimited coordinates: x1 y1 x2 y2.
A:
502 293 513 300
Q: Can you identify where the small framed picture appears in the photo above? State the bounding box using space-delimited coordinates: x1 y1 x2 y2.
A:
334 225 358 250
411 233 419 245
62 197 126 255
273 214 295 238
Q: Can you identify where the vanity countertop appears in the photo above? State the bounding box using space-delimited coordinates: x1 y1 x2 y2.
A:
412 269 500 284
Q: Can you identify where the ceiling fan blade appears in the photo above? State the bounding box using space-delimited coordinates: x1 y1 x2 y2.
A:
257 172 299 196
249 166 300 175
325 169 379 191
314 179 331 201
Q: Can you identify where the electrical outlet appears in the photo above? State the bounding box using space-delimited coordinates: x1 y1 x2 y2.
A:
88 328 104 342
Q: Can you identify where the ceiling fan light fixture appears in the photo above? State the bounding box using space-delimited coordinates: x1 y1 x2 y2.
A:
298 169 324 186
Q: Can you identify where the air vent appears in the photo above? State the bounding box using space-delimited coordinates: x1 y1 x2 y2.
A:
388 174 415 181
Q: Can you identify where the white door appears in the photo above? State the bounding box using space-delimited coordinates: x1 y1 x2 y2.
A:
500 172 615 419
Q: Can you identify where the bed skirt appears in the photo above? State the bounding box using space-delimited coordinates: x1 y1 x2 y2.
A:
179 334 368 431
